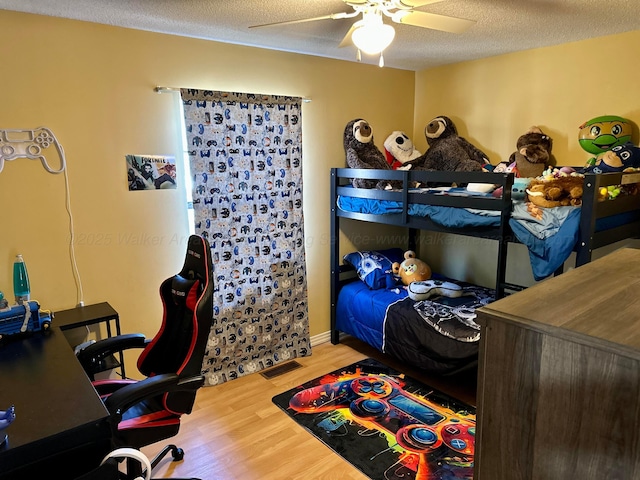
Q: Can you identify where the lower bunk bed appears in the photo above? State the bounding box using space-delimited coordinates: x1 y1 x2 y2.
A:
330 167 640 374
336 268 494 375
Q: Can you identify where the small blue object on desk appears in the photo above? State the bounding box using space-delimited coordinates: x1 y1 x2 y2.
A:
0 302 52 339
1 405 16 448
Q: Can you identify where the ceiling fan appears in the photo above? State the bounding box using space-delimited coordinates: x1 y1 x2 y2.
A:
249 0 476 67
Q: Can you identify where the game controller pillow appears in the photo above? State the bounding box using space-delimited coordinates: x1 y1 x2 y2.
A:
407 280 463 301
343 248 404 290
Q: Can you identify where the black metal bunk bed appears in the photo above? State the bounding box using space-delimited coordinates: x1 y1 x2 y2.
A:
329 167 640 373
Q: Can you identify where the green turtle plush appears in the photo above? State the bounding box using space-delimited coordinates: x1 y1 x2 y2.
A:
578 115 633 166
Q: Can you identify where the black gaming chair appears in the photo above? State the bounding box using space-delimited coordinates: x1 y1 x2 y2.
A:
76 234 214 479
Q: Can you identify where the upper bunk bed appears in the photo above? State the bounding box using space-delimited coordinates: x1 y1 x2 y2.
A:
329 167 640 374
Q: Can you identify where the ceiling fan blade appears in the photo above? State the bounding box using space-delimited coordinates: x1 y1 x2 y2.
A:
395 0 445 7
344 0 443 6
249 12 351 29
392 10 475 34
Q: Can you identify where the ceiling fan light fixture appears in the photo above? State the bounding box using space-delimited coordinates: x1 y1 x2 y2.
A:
391 10 409 24
352 15 396 55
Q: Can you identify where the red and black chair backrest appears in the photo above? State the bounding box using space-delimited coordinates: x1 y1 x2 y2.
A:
136 234 214 414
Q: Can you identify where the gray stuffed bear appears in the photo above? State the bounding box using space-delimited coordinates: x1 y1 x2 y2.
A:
343 118 391 189
412 116 489 172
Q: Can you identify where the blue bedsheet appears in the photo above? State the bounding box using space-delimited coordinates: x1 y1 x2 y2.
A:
337 191 500 228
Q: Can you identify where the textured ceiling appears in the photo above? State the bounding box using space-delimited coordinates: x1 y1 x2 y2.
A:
1 0 639 71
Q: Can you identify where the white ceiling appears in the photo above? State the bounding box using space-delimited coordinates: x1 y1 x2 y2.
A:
1 0 639 71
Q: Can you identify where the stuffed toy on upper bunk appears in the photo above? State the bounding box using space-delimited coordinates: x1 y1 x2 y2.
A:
491 126 554 198
383 131 422 170
581 142 640 174
525 170 585 208
343 118 391 189
412 115 490 172
578 115 633 168
508 126 553 178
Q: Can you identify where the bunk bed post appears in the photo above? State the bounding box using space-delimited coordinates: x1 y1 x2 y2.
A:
405 170 418 252
576 173 599 267
494 173 514 299
330 168 341 344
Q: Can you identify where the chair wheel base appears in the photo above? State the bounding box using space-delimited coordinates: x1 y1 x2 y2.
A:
150 444 184 469
172 446 185 461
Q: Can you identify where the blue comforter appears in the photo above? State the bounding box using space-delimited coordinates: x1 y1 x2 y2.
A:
509 202 581 280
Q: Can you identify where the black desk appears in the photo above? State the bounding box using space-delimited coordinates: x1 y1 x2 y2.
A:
0 328 112 479
54 302 125 378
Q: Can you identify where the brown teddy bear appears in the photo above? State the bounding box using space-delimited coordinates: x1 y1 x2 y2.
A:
509 126 553 178
392 250 431 286
525 175 584 208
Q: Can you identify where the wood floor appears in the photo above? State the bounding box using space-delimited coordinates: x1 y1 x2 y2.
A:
141 336 478 479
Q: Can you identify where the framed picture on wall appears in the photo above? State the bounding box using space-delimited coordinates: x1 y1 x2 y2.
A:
126 154 177 191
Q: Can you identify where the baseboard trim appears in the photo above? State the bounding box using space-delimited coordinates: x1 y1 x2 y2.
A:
310 331 350 347
310 331 331 347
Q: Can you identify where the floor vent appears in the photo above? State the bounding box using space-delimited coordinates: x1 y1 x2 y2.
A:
261 360 303 379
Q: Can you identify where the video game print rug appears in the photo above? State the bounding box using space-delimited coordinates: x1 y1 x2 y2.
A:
272 358 475 480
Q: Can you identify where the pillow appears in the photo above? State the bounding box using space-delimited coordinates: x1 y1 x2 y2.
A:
343 248 404 290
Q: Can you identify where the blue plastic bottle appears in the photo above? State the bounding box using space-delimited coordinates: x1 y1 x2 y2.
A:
13 254 30 305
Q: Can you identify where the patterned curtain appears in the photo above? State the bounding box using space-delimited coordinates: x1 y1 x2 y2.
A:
181 89 310 385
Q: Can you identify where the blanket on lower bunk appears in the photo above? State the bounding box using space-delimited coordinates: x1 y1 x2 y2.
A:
336 279 495 374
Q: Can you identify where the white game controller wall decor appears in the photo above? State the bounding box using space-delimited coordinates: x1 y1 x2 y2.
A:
0 127 66 174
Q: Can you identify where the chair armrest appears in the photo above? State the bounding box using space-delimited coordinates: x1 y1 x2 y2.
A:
104 373 204 418
76 333 148 377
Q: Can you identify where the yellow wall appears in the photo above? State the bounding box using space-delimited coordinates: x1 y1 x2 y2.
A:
0 11 414 375
413 30 640 287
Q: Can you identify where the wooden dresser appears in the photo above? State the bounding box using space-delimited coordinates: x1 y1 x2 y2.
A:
474 247 640 480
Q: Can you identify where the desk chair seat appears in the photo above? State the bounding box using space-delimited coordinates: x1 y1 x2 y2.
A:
77 235 214 479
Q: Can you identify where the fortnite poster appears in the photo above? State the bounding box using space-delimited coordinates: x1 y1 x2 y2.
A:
126 154 177 191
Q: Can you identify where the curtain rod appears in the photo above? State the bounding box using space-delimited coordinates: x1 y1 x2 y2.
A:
154 86 311 102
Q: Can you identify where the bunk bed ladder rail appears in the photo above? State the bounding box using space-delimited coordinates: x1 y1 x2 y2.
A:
329 167 413 344
330 168 340 344
495 172 515 299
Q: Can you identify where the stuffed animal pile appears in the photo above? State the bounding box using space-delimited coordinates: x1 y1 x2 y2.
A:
525 171 585 208
340 115 640 200
343 118 390 189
